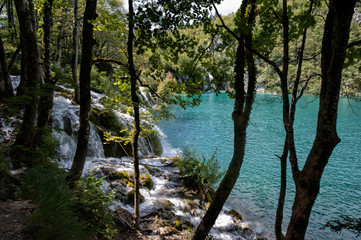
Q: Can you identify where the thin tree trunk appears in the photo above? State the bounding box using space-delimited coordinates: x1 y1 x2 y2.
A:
12 0 43 166
8 45 21 74
192 1 256 239
36 0 54 144
127 0 141 228
72 0 80 103
56 7 65 65
274 137 288 240
16 35 27 97
67 0 97 184
284 1 356 239
0 35 14 100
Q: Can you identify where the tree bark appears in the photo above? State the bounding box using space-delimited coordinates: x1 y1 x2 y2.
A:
12 0 43 165
67 0 97 183
127 0 141 228
72 0 80 103
192 1 257 239
36 0 54 144
284 1 356 239
0 35 14 100
56 7 66 65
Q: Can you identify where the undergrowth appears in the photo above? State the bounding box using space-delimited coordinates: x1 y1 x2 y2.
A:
22 163 118 239
178 145 224 197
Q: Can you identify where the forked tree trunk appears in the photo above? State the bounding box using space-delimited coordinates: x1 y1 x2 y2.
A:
67 0 97 183
72 0 80 103
192 1 256 239
127 0 141 228
284 1 356 239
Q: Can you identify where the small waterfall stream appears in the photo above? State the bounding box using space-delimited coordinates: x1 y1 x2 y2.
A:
48 87 260 240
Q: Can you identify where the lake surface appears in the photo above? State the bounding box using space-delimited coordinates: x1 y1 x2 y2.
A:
159 93 361 240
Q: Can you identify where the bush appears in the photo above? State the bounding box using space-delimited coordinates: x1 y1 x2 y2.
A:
22 164 118 239
73 173 118 239
178 146 224 195
22 163 88 240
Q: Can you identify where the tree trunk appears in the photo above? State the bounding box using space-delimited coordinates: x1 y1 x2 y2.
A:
12 0 43 166
284 1 356 239
36 0 54 144
192 1 256 239
72 0 80 103
8 45 21 74
0 35 14 100
127 0 141 228
56 7 66 65
67 0 97 184
274 137 288 240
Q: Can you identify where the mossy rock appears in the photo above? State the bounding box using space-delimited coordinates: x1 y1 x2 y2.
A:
228 209 243 221
140 173 153 190
90 108 132 158
168 157 180 167
127 181 134 188
109 171 129 181
155 199 175 211
127 188 144 204
143 164 154 175
174 218 182 231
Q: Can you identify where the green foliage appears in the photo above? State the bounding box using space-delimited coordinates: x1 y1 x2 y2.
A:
22 163 89 240
73 173 118 239
178 146 224 193
51 63 72 85
22 163 118 239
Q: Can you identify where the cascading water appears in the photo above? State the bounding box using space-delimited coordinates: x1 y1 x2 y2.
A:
48 87 260 240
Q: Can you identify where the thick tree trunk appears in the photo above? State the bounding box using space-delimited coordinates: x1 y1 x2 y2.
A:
72 0 80 103
36 0 54 144
284 1 356 239
0 35 14 100
12 0 43 165
192 1 256 239
127 0 141 228
67 0 97 183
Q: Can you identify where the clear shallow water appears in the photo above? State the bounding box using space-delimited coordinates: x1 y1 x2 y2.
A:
159 93 361 240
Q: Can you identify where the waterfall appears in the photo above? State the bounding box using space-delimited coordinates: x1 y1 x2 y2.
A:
52 96 105 169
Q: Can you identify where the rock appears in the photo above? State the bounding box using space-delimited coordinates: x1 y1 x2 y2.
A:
116 207 133 224
109 170 129 181
143 164 153 175
229 209 243 221
154 199 175 211
126 189 144 204
140 173 153 190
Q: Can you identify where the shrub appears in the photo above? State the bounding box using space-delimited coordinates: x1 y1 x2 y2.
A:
177 146 224 195
73 173 118 239
22 163 88 240
22 164 118 239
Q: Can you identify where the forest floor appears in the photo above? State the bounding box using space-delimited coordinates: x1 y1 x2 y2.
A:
0 200 35 240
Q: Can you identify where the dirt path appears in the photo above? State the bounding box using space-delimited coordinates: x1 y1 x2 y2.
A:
0 200 35 240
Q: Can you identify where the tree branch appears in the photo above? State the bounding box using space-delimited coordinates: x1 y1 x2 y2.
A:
92 57 125 66
251 48 283 78
347 39 361 48
137 78 161 99
296 73 321 102
212 1 240 41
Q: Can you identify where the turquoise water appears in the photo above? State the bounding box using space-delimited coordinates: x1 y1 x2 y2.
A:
159 93 361 240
